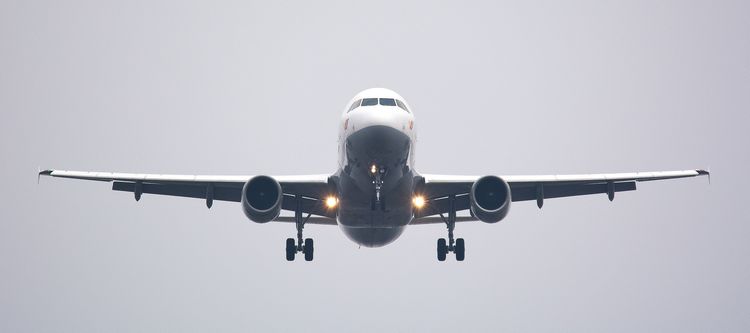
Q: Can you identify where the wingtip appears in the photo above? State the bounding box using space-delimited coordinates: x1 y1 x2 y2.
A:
697 168 711 184
38 169 53 176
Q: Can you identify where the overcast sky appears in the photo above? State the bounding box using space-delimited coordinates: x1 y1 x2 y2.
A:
2 1 749 332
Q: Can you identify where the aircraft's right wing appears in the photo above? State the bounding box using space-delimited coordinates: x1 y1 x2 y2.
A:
415 169 709 219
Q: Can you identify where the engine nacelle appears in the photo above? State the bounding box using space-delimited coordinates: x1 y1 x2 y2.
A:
469 176 511 223
241 175 282 223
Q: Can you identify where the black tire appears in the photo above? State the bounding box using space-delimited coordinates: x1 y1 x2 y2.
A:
455 238 465 261
286 238 296 261
304 238 314 261
437 238 447 261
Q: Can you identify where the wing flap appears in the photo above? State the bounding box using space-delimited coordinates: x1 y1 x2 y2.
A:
281 194 336 219
415 194 470 218
410 216 477 225
510 181 636 202
273 216 337 225
112 182 242 202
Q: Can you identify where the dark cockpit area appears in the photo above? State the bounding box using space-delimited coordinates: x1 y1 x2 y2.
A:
348 98 410 113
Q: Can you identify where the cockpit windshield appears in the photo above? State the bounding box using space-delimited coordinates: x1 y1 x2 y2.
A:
348 99 361 111
348 97 410 113
379 98 396 106
395 99 409 112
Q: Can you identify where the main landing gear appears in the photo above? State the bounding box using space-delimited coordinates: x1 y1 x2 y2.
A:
286 195 314 261
437 194 465 261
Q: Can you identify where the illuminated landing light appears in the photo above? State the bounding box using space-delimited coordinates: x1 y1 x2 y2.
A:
412 195 426 209
370 164 378 174
325 196 339 208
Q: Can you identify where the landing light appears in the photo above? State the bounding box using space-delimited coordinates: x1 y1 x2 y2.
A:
412 195 426 209
370 164 377 174
325 196 338 208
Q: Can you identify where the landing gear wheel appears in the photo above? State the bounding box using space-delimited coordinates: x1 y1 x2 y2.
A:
455 238 465 261
285 238 296 261
286 194 317 262
437 238 447 261
303 238 314 261
436 195 466 261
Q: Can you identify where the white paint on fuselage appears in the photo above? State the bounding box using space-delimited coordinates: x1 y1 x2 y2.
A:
338 88 417 169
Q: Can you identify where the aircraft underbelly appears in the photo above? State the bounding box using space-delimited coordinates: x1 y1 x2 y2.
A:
337 125 415 247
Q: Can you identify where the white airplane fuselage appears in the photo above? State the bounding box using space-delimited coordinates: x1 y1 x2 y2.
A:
335 88 417 247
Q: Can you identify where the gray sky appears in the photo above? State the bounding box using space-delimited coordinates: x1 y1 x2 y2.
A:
2 0 749 331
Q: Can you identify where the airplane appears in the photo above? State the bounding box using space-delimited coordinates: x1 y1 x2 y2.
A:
39 88 710 262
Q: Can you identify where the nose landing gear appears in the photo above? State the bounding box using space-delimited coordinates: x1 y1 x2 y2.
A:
286 195 314 261
436 194 465 261
371 164 387 211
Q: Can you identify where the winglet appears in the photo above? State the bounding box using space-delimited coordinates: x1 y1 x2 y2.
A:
697 168 710 184
38 168 53 184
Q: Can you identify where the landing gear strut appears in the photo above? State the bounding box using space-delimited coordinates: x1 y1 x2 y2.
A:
437 194 465 261
371 165 387 211
286 194 314 261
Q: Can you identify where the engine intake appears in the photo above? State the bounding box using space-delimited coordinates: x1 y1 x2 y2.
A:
241 175 282 223
470 175 511 223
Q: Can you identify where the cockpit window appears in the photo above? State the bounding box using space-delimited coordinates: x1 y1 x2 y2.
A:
357 97 409 112
379 98 396 106
348 99 361 112
395 100 409 112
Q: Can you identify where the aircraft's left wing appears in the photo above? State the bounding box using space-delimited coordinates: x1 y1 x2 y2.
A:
415 169 709 219
38 169 337 219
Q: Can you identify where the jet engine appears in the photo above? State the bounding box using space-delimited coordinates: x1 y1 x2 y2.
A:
241 175 283 223
469 176 511 223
